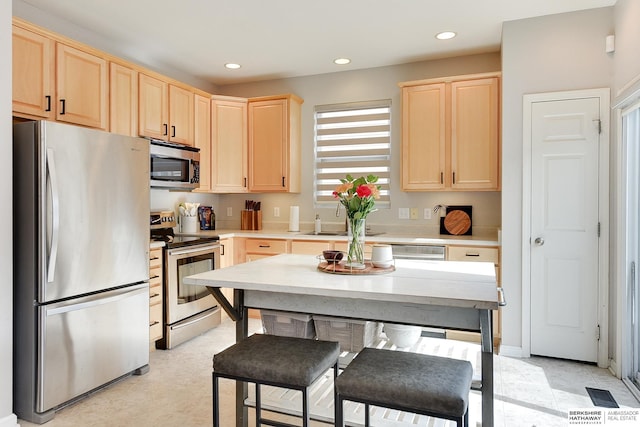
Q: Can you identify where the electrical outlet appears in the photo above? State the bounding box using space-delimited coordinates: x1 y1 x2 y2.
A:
226 207 233 217
274 207 280 217
410 208 419 220
398 208 410 219
424 208 432 220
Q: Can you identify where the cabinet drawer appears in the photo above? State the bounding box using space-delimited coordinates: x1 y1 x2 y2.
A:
447 246 499 264
149 303 163 341
291 240 331 255
246 239 287 254
149 266 162 284
149 285 162 306
149 249 163 269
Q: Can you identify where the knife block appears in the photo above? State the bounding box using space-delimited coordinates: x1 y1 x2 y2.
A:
241 210 262 230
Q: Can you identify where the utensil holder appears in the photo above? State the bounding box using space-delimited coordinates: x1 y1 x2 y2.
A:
181 216 198 233
241 210 262 230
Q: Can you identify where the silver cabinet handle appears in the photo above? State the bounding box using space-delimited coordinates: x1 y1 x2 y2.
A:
534 237 545 246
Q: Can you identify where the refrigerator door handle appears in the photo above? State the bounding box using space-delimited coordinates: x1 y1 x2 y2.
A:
46 148 60 283
47 148 60 283
45 284 148 316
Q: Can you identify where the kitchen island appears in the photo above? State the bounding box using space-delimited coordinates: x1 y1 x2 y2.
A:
184 253 499 426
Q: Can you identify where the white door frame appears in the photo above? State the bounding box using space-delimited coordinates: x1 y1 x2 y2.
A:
522 88 610 368
613 81 640 394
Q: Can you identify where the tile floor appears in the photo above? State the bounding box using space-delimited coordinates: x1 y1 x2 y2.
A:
17 317 640 427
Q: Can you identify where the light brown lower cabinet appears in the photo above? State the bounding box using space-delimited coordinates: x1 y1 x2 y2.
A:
149 246 164 345
446 245 501 352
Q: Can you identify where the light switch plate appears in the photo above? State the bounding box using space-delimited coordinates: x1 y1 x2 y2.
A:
226 207 233 217
410 208 419 220
398 208 410 219
274 207 280 217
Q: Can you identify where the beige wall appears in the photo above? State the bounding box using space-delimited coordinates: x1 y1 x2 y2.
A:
215 54 502 234
1 1 15 426
501 7 614 352
613 0 640 101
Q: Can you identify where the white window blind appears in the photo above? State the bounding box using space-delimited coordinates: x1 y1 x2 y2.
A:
314 100 391 208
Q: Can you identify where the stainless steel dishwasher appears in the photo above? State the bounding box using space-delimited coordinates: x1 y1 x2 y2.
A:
389 244 447 338
390 244 446 261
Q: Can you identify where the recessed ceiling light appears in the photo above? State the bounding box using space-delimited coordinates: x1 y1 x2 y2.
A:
334 58 351 65
435 31 457 40
225 63 241 70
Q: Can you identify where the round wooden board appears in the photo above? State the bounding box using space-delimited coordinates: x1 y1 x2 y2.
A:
317 261 395 275
443 210 471 235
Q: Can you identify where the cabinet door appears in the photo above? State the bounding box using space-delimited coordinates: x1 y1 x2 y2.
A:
12 25 54 118
138 73 168 139
109 63 138 136
211 96 248 193
401 83 446 190
249 98 288 192
168 84 194 145
56 43 108 129
291 240 331 255
219 238 234 268
194 94 211 191
450 77 500 190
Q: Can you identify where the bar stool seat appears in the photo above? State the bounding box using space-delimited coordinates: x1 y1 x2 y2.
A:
213 333 340 427
335 348 474 427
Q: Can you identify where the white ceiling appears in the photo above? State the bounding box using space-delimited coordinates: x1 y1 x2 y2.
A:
16 0 617 86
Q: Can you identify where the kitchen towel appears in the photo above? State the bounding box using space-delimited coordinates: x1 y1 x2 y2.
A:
289 206 300 232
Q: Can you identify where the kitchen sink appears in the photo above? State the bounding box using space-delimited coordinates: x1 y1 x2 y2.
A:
303 231 385 236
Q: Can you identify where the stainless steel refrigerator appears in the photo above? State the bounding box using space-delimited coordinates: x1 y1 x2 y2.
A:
13 121 151 424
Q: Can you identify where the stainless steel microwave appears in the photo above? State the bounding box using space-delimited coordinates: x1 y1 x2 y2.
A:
149 139 200 191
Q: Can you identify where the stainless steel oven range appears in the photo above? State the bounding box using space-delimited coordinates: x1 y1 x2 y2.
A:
151 210 221 349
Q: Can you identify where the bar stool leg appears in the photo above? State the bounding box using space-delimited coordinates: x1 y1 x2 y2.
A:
302 388 310 427
255 383 262 426
364 403 370 427
335 394 344 427
212 373 219 427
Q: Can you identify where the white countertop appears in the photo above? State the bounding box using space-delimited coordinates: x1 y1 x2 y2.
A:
180 228 500 247
184 253 498 310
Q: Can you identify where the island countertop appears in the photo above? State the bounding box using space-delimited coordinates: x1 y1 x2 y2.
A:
184 253 498 310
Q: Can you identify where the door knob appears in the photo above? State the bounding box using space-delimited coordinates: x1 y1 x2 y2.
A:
534 237 545 246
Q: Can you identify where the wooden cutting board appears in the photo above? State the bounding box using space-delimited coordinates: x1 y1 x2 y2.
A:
443 210 471 235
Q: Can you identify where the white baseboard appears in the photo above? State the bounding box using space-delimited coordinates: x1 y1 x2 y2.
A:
0 413 18 427
609 358 621 378
498 345 525 358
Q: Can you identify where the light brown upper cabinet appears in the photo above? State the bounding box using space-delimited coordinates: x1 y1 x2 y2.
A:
210 95 248 193
248 94 303 193
400 73 500 191
12 24 55 119
109 63 138 136
56 43 108 129
139 73 194 145
194 93 212 191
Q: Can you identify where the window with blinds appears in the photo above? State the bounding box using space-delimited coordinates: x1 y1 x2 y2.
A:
314 100 391 209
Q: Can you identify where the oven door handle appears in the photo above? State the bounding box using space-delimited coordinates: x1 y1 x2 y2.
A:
167 244 220 257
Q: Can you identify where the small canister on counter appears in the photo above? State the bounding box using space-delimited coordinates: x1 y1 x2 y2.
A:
198 206 215 230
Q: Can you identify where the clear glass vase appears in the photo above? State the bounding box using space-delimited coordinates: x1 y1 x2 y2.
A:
346 217 366 268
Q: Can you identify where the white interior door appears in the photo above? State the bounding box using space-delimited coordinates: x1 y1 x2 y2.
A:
530 97 601 363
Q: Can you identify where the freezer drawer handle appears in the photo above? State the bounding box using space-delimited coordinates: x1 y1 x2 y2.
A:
46 148 60 283
45 285 147 316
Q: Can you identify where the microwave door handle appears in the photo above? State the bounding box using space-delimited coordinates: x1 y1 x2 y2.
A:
46 148 60 283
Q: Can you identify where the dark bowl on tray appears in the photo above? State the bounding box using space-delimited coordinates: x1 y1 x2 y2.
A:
322 250 343 263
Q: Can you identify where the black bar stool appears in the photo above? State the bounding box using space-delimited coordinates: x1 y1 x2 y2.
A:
213 333 340 427
335 348 474 427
